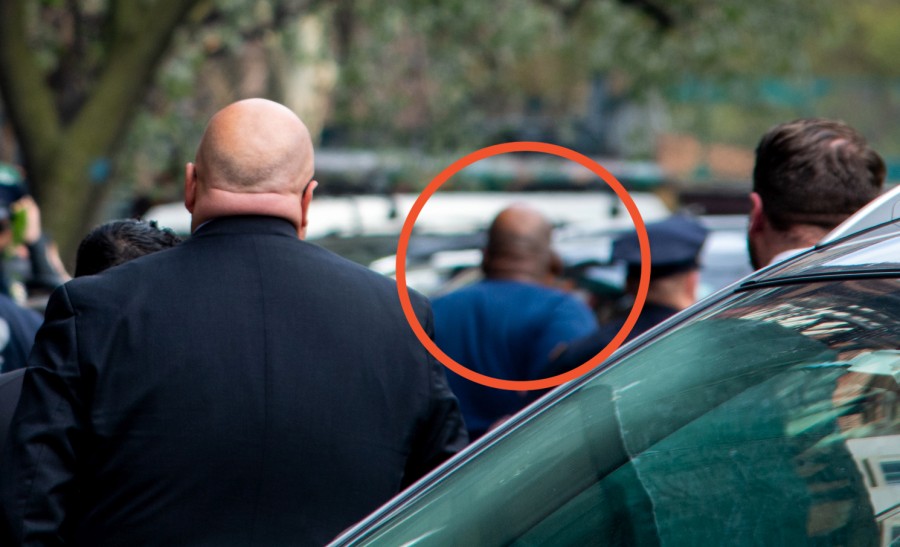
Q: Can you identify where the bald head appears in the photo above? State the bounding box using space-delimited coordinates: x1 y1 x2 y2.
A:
196 99 313 192
482 205 554 282
186 99 317 236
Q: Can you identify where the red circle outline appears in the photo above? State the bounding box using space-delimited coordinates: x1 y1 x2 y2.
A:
396 142 650 391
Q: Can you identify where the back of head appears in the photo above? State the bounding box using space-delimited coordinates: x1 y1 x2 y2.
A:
187 99 317 236
194 99 314 195
75 219 182 277
753 118 885 231
482 205 554 282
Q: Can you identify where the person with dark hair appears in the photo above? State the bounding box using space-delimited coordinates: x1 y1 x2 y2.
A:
749 118 886 269
75 219 182 277
1 99 465 546
0 219 181 458
433 204 598 440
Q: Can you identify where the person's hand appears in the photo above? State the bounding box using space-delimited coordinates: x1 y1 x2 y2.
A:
12 196 42 245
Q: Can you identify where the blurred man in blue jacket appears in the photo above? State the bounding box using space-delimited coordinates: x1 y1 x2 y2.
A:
434 205 598 439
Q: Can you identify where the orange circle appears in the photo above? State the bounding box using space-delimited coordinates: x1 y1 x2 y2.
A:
395 142 650 391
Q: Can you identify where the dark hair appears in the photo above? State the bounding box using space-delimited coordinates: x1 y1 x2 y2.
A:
753 118 886 231
75 219 182 277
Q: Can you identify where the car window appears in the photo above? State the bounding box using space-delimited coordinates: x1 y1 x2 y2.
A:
758 220 900 282
338 279 900 546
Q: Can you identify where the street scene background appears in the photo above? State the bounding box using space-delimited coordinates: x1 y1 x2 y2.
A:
1 0 898 295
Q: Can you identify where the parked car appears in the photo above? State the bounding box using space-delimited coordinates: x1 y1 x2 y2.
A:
331 189 900 546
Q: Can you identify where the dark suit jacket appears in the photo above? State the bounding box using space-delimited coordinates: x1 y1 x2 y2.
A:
0 215 466 546
0 293 42 373
0 368 25 458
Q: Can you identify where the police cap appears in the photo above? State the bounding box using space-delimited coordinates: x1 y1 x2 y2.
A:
612 214 709 280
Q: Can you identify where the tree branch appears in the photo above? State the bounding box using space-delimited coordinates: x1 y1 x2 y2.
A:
539 0 673 30
0 0 63 189
616 0 673 31
67 0 202 158
332 0 356 62
537 0 591 24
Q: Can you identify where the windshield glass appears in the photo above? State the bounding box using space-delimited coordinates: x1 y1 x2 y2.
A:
340 279 900 546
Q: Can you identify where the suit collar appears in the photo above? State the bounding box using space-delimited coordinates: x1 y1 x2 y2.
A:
192 215 299 238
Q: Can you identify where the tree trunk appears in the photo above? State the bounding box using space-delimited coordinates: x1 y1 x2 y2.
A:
0 0 203 267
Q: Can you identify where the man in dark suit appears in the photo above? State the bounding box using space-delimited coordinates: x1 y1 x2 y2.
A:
0 367 25 458
0 99 466 546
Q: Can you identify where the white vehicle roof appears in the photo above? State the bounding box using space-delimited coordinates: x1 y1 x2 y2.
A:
144 191 670 240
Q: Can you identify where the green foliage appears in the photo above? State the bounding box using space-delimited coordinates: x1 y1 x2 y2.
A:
325 0 562 151
5 0 897 258
663 0 900 159
324 0 843 153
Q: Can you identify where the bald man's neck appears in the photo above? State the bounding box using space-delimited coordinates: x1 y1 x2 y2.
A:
190 187 304 234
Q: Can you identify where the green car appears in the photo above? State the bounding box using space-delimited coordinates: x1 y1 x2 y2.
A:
332 190 900 546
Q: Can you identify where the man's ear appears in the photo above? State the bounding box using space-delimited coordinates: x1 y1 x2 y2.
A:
748 192 766 235
298 180 318 239
184 162 197 213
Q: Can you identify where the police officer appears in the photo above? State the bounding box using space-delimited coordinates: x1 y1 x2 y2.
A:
548 215 708 373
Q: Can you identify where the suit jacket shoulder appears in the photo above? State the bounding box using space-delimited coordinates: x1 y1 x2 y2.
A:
2 215 465 546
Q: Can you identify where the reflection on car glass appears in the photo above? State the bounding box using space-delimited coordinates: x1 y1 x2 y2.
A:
603 284 900 545
340 279 900 546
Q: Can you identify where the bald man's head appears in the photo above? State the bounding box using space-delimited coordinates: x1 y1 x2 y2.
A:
482 205 554 282
185 99 318 237
195 99 314 193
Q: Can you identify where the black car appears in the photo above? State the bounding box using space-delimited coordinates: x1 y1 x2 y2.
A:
332 190 900 546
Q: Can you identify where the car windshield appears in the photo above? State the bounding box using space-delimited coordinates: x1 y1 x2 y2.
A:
337 278 900 546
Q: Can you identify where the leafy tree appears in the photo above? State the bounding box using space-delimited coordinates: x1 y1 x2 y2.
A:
0 0 315 260
323 0 840 153
0 0 846 260
0 0 204 258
